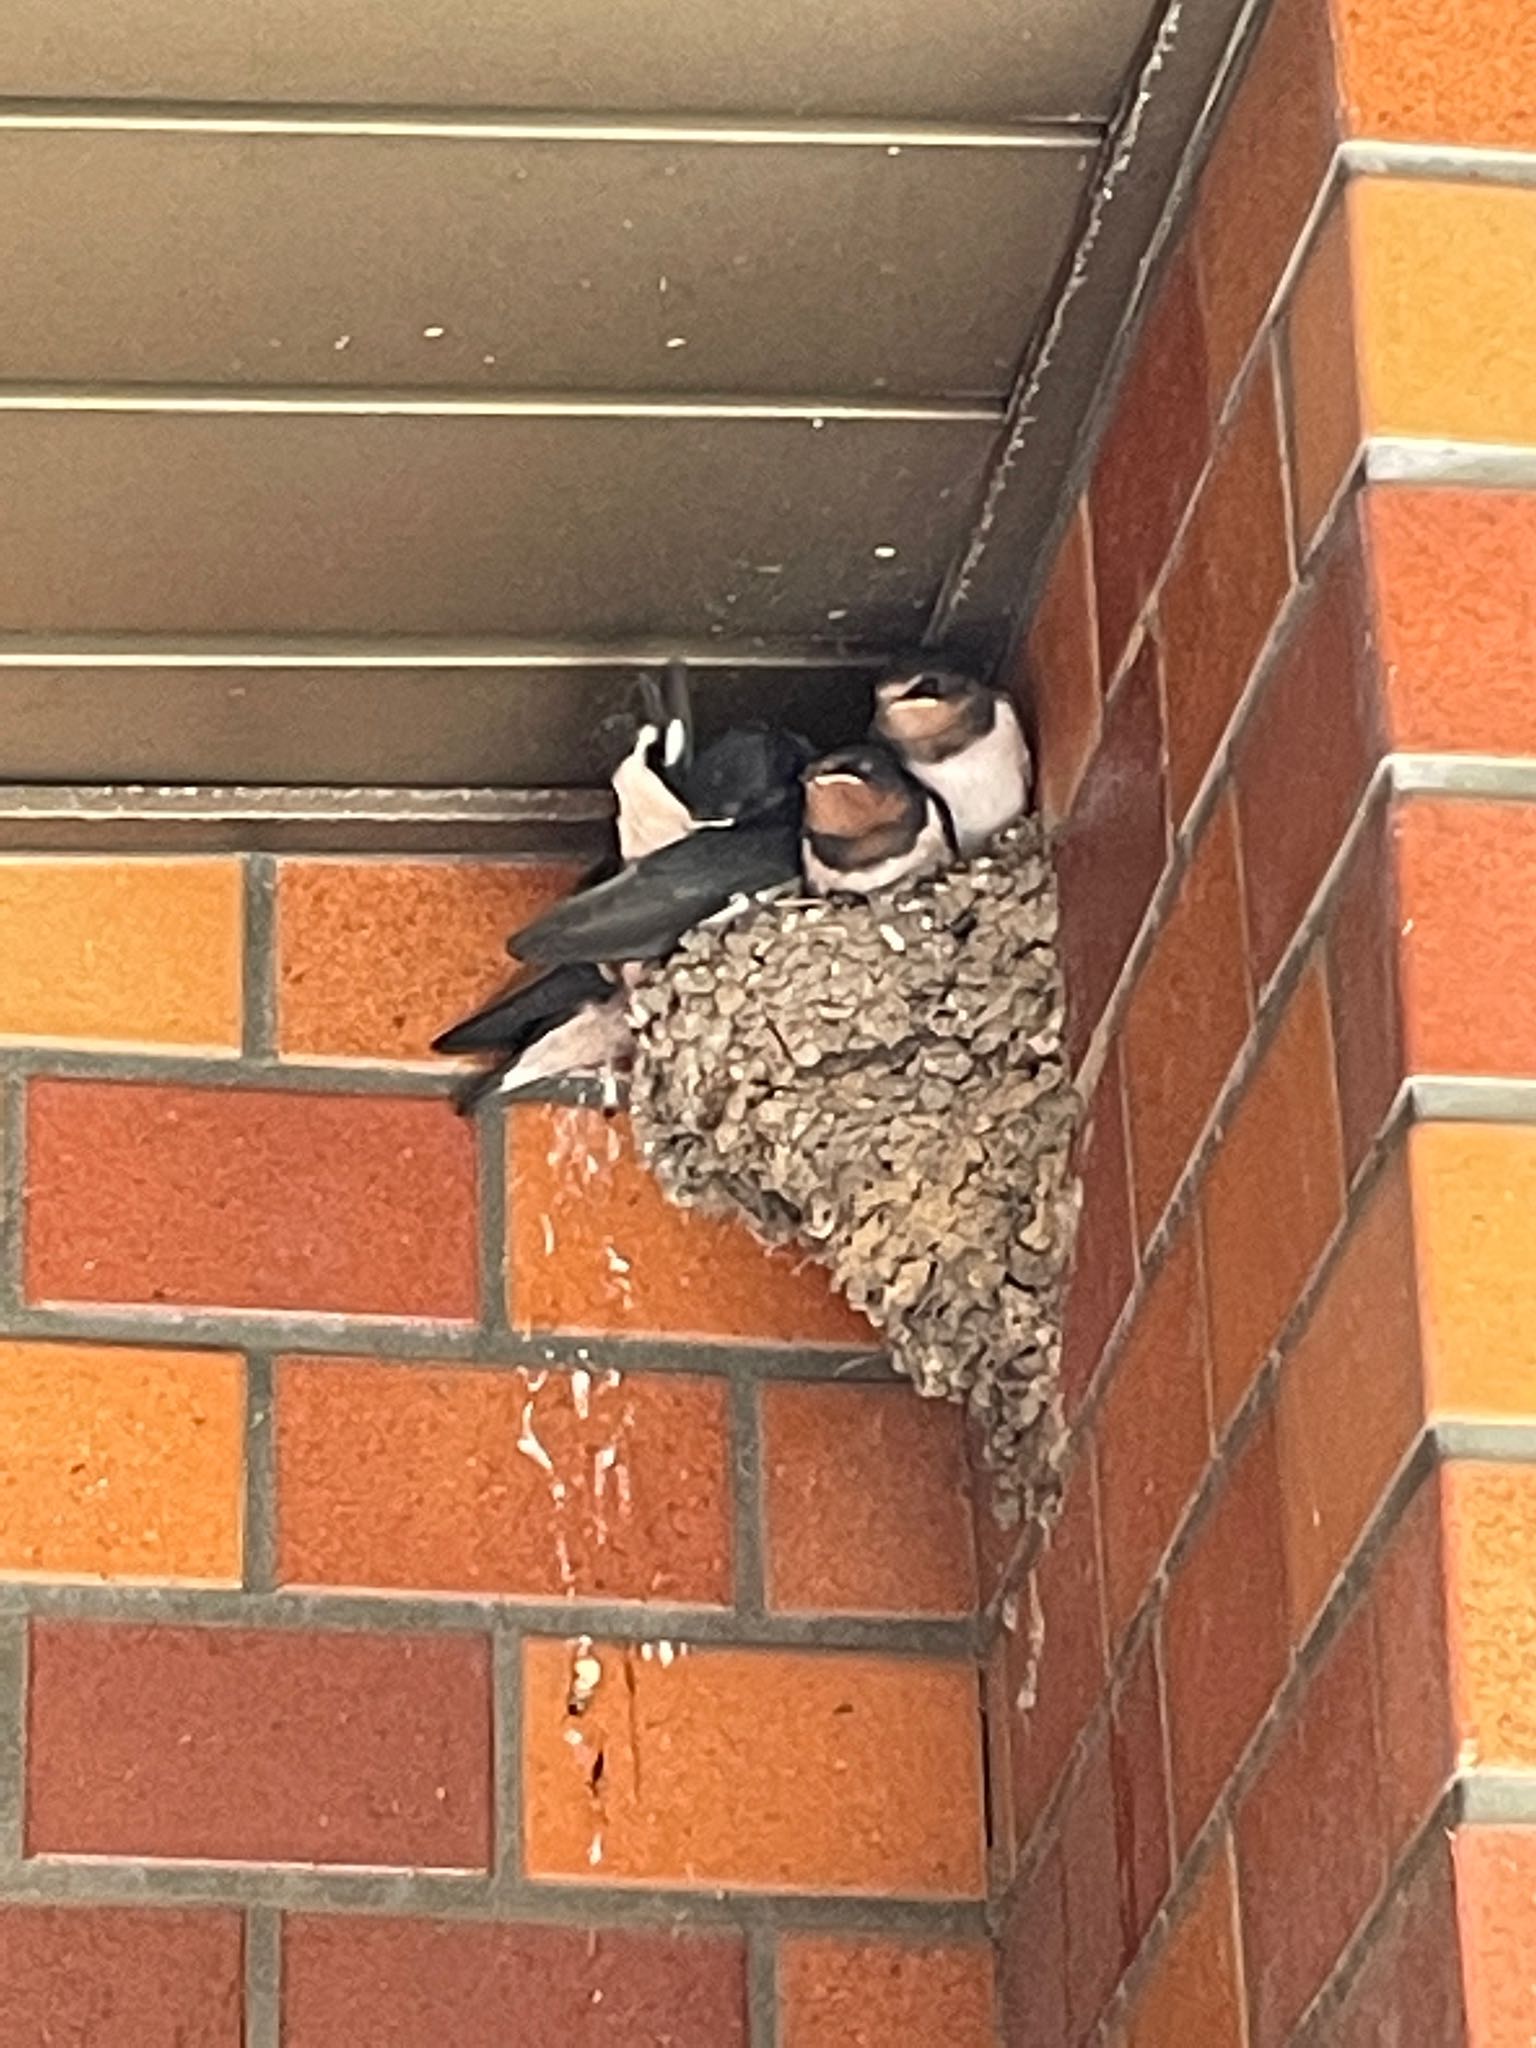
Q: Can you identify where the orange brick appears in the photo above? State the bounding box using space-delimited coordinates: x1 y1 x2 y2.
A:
1193 0 1339 400
1122 794 1253 1240
1097 1223 1212 1641
507 1106 871 1345
0 858 241 1051
1370 489 1536 759
276 1358 731 1604
1412 1123 1536 1419
761 1383 975 1617
1159 359 1293 825
1456 1828 1536 2046
778 1939 997 2048
1353 180 1536 446
0 1341 242 1585
1397 799 1536 1080
1284 201 1363 551
522 1638 984 1896
1276 1153 1423 1635
1125 1838 1245 2048
999 1841 1067 2045
1028 501 1102 825
276 858 580 1062
1443 1461 1536 1772
1335 0 1536 149
1200 963 1346 1424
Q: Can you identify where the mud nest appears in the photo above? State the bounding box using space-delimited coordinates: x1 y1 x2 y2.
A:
627 817 1082 1525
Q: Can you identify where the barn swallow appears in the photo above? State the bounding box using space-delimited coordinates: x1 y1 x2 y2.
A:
873 668 1031 857
800 743 953 897
609 660 696 861
433 961 627 1114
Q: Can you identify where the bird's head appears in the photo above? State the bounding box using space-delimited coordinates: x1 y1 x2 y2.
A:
873 667 993 753
801 743 922 841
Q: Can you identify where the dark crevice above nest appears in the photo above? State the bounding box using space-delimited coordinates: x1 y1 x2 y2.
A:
628 816 1081 1530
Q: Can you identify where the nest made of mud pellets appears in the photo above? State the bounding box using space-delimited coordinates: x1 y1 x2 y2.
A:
627 816 1082 1529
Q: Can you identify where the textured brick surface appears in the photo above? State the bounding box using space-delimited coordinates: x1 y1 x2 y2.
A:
1371 489 1536 757
1060 1049 1136 1412
523 1637 984 1895
1443 1462 1536 1771
1090 249 1214 679
1164 1415 1289 1849
1110 1630 1171 1951
0 1340 242 1585
1325 794 1404 1178
277 857 579 1061
1413 1122 1536 1418
1233 529 1381 987
1199 963 1345 1424
1060 1728 1127 2040
1332 1835 1466 2048
0 1904 243 2048
1276 1154 1422 1634
1455 1828 1536 2046
1005 1459 1107 1841
1336 0 1536 148
1124 1841 1245 2048
1353 179 1536 446
25 1080 479 1320
1192 0 1338 400
1097 1224 1211 1641
1371 1475 1453 1853
1122 795 1252 1242
760 1383 975 1617
27 1622 492 1867
0 858 242 1052
1055 641 1168 1059
778 1938 998 2048
1236 1609 1387 2048
508 1107 870 1344
1398 798 1536 1079
998 1840 1068 2048
1284 202 1362 551
282 1916 747 2047
276 1357 731 1604
1029 500 1102 826
1159 363 1292 825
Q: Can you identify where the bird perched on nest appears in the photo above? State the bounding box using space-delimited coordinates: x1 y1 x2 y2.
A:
874 668 1032 858
800 743 953 897
433 666 813 1111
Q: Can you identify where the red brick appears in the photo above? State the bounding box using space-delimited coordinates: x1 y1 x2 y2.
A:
1332 1835 1467 2048
1122 794 1254 1241
1234 526 1383 986
26 1622 491 1868
1111 1631 1172 1950
1371 489 1536 756
1370 1475 1453 1855
1056 642 1168 1060
1325 793 1404 1179
1285 201 1363 554
1456 1828 1536 2046
761 1382 976 1617
1097 1223 1213 1642
1397 798 1536 1079
1125 1840 1245 2048
1164 1413 1290 1849
1193 0 1340 400
983 1639 1019 1887
24 1080 478 1320
1006 1460 1107 1841
1160 364 1293 825
1060 1049 1137 1413
277 857 580 1061
283 1916 746 2048
779 1938 998 2048
1090 248 1215 680
276 1358 731 1605
522 1638 984 1896
507 1107 870 1346
998 1842 1068 2048
0 1905 243 2048
1236 1607 1388 2048
1029 501 1103 825
1061 1727 1128 2041
1276 1152 1423 1636
1200 962 1346 1425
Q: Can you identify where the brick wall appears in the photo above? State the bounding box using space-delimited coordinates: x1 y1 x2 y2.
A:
997 0 1536 2040
0 854 995 2045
